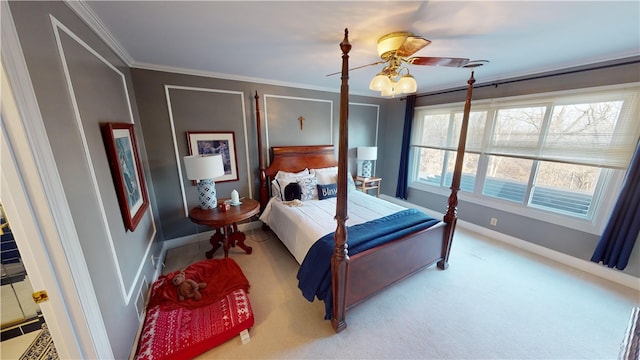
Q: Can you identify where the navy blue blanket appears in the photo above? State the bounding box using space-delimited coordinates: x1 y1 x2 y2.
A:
296 208 440 319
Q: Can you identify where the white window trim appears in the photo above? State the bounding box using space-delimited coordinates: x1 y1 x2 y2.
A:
409 170 624 234
409 83 639 235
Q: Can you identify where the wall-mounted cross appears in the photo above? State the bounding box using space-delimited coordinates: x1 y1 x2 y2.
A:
298 116 305 130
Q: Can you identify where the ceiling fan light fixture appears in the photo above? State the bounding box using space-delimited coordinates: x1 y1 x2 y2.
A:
380 80 397 97
376 31 412 59
369 72 391 91
397 73 417 94
363 31 473 97
380 87 394 97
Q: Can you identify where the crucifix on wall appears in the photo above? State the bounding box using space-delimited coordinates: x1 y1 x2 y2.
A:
298 116 305 130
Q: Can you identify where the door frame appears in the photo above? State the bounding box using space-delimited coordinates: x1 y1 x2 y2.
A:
1 2 112 358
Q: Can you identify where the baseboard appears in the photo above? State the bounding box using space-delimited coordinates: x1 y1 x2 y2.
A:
462 220 640 290
380 195 640 292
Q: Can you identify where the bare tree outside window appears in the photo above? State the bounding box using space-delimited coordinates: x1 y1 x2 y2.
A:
411 88 638 220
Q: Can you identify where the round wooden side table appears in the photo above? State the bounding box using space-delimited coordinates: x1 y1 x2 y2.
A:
188 198 260 258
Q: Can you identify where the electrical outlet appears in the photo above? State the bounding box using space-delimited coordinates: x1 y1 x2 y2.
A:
490 217 498 226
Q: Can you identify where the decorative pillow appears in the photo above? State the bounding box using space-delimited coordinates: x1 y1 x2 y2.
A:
270 179 281 201
298 175 318 201
284 182 302 201
275 169 309 179
275 178 297 201
274 174 317 201
311 166 338 185
311 167 356 192
317 183 338 200
310 166 338 175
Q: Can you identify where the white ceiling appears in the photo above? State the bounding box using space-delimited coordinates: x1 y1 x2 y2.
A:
74 1 640 97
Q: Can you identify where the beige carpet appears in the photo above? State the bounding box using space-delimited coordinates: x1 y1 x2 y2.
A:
163 226 639 359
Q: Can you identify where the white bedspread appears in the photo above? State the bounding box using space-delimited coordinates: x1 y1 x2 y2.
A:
259 191 405 264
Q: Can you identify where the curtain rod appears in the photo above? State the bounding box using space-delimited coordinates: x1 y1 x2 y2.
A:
402 58 640 100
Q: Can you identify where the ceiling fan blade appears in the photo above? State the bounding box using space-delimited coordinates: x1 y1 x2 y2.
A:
396 36 431 58
325 60 386 76
408 56 470 67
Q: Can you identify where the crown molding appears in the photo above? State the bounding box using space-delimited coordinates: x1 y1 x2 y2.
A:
64 0 134 66
64 1 379 98
135 61 350 95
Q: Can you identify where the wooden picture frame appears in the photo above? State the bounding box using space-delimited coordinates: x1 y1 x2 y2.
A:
187 131 239 183
102 122 149 232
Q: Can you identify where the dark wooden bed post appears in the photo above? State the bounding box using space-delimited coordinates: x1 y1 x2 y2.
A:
331 28 351 333
439 70 476 270
255 91 268 211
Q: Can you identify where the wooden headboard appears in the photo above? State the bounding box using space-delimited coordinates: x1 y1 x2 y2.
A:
258 145 338 209
265 146 337 176
253 29 470 333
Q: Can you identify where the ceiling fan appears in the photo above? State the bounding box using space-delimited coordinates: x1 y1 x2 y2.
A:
328 31 473 96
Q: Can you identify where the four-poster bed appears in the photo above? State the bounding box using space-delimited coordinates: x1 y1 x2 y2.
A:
255 29 478 332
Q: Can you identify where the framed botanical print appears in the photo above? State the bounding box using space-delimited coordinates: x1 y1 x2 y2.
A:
187 131 239 182
102 122 149 231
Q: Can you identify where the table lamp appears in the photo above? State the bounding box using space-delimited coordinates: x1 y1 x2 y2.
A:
357 146 378 178
183 154 225 209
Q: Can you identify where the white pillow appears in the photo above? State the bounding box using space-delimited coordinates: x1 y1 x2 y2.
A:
347 174 357 192
275 168 309 179
297 175 319 200
310 166 338 185
273 174 318 201
310 167 356 191
270 179 282 201
310 166 338 174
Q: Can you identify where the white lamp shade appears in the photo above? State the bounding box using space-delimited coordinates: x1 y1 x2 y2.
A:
357 146 378 161
183 154 225 181
397 74 417 93
369 73 391 91
380 81 397 97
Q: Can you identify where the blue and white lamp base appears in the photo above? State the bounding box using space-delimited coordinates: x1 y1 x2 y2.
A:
197 179 217 209
362 160 372 178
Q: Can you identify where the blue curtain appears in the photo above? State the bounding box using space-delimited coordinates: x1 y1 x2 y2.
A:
591 139 640 270
395 95 416 199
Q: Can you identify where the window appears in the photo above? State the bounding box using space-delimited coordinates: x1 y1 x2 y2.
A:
413 110 486 192
410 86 639 225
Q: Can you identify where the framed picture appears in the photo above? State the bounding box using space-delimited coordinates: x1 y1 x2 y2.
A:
102 122 149 232
187 131 239 183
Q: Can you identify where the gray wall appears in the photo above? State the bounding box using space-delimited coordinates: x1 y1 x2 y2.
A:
8 2 159 358
130 68 386 241
8 2 637 357
7 1 385 354
379 58 640 278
